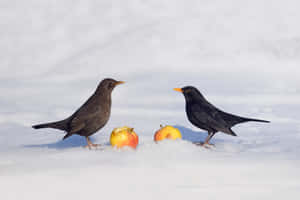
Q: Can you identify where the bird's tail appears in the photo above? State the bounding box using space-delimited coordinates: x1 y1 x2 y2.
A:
32 119 69 131
228 128 237 136
241 117 270 123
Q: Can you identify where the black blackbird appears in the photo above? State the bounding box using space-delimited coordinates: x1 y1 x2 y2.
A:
32 78 124 148
174 86 270 146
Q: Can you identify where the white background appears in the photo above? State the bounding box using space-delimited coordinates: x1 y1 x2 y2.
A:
1 0 300 199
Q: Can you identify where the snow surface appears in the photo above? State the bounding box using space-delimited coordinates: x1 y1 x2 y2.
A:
1 0 300 199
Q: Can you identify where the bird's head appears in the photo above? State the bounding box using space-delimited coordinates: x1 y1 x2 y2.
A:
174 86 205 102
97 78 125 93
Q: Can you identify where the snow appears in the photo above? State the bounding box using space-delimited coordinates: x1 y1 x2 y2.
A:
1 0 300 199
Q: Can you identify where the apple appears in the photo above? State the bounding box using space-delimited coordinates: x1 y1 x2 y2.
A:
110 126 139 149
154 125 182 142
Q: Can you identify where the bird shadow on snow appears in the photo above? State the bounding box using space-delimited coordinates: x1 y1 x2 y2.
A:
24 135 95 149
173 125 225 144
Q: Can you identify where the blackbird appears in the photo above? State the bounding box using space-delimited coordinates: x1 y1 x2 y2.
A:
174 86 270 146
32 78 124 149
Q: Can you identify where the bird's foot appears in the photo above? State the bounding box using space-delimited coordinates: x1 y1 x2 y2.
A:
202 143 215 149
193 142 215 148
84 143 101 150
85 137 101 150
204 142 215 147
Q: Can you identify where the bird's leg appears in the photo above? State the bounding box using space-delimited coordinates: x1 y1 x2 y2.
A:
85 137 101 149
202 132 216 147
193 132 216 147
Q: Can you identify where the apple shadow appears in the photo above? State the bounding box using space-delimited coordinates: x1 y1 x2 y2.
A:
173 125 207 143
24 135 97 149
173 125 225 144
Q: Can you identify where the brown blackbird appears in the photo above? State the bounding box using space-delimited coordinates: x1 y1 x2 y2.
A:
32 78 124 149
174 86 270 146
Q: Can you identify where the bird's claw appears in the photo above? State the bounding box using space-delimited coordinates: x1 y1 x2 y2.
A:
193 142 215 148
202 143 215 149
84 144 101 150
204 143 215 147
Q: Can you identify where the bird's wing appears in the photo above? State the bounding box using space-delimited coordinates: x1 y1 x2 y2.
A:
190 103 230 132
218 111 246 127
68 119 86 134
69 108 100 133
69 96 101 133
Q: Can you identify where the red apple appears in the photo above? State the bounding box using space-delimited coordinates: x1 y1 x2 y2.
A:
110 126 139 149
154 125 182 142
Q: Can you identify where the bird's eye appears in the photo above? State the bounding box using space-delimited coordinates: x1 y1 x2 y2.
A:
108 82 114 89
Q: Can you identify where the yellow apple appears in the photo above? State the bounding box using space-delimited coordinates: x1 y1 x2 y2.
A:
154 125 182 142
110 126 139 149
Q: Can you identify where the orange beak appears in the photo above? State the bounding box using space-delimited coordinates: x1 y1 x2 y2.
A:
173 88 183 93
116 81 125 85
